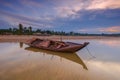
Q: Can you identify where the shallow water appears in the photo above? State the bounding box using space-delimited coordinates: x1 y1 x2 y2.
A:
0 39 120 80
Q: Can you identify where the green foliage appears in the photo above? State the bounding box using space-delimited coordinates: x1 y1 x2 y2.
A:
0 24 120 36
18 24 23 35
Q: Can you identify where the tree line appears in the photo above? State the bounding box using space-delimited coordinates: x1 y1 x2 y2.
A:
0 24 32 35
0 24 120 36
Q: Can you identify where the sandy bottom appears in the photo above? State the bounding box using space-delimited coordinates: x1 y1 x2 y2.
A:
0 40 120 80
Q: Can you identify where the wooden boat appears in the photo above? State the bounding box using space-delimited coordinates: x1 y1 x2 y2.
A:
25 47 88 70
25 38 89 53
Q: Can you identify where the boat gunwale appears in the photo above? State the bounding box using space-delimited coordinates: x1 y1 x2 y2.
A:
25 38 89 53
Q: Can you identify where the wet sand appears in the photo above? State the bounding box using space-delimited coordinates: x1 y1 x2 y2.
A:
0 35 120 42
0 39 120 80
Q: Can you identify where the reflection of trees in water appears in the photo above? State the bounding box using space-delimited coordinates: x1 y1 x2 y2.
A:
25 47 88 70
19 42 23 48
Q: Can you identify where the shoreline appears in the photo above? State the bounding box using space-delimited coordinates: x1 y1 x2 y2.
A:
0 35 120 42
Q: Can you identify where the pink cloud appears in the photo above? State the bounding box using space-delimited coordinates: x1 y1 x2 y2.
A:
77 26 120 33
87 0 120 10
99 26 120 33
54 0 120 18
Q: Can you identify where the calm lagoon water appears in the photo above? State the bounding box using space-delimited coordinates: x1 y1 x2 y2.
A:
0 39 120 80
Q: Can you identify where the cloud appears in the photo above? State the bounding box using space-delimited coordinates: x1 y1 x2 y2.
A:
99 26 120 33
77 26 120 33
21 0 42 8
54 0 120 18
0 10 54 29
0 0 120 32
54 0 86 18
55 7 76 18
1 0 120 19
87 0 120 10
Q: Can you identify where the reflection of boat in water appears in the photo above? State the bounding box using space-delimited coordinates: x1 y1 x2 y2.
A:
25 47 88 70
25 38 89 53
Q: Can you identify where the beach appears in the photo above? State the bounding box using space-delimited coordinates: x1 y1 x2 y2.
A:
0 36 120 80
0 35 120 42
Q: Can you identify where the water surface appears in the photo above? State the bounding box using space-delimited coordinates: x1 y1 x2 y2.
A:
0 39 120 80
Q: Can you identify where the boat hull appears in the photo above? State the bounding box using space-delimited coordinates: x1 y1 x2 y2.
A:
25 38 89 53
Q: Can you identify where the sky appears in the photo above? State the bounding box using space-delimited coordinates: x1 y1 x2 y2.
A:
0 0 120 33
